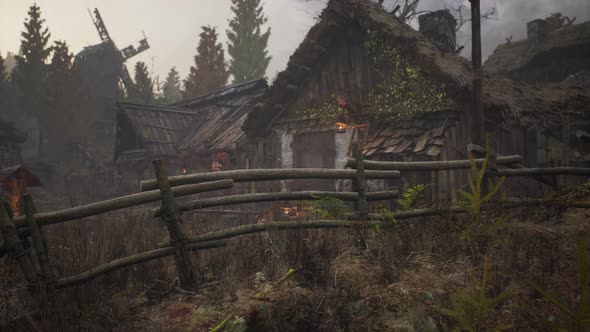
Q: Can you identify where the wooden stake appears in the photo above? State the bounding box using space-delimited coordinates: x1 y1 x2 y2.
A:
153 159 196 290
470 0 485 145
0 201 39 287
23 196 51 282
353 143 369 222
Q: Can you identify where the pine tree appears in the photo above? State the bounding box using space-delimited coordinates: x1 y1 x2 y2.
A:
183 26 229 98
0 55 9 115
161 66 182 104
133 61 154 103
14 3 51 117
43 41 83 148
227 0 271 83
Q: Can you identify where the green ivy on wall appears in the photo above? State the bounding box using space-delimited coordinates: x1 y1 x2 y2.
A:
297 33 453 124
364 34 453 122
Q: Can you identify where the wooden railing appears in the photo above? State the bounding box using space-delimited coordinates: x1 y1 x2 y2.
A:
1 142 588 301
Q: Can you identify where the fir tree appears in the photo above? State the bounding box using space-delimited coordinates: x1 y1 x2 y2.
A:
161 66 182 104
133 61 154 103
0 55 8 97
14 3 51 117
43 41 83 148
0 55 9 115
227 0 271 83
183 26 229 98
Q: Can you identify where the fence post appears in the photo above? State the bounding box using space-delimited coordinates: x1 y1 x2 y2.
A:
0 201 39 288
153 159 196 290
23 195 53 300
352 143 369 249
352 143 369 223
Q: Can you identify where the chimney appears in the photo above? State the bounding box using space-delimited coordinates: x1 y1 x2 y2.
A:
527 19 549 43
418 10 457 53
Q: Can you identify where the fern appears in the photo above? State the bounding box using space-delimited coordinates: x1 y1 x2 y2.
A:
305 195 352 220
441 256 511 331
525 229 590 331
396 184 430 211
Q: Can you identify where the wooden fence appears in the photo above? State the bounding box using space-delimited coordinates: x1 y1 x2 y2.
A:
1 143 589 299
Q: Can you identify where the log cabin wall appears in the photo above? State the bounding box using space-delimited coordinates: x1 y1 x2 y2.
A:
268 23 373 192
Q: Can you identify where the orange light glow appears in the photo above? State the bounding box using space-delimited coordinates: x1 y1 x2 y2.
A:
335 122 347 133
181 168 188 175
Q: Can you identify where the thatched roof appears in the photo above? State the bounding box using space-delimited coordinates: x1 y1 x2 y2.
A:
484 20 590 78
0 165 41 186
115 102 201 160
178 79 267 155
115 80 267 161
243 0 590 137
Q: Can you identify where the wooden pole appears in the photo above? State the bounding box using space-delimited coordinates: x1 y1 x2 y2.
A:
153 159 196 290
23 195 52 298
175 198 590 247
0 202 39 286
154 190 400 217
353 143 369 222
353 142 369 249
14 179 233 228
470 0 485 146
346 155 522 170
139 168 401 192
468 144 557 188
55 240 226 289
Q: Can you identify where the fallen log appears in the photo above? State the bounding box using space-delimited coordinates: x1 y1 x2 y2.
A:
55 240 227 289
140 168 400 192
346 155 522 170
14 179 233 228
154 190 400 216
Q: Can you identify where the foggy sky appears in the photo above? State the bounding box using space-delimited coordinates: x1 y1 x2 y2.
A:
1 0 589 84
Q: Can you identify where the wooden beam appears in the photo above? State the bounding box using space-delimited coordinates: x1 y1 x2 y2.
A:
153 159 196 290
470 0 485 145
468 144 556 188
176 198 590 246
0 202 39 285
346 155 522 170
23 195 50 283
495 168 590 177
55 240 226 289
140 169 400 192
154 191 400 216
14 180 233 228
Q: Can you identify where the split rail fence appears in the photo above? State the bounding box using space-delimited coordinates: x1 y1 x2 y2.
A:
1 143 589 298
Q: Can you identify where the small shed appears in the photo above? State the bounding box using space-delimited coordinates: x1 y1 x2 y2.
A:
0 165 41 215
0 119 26 169
114 80 268 189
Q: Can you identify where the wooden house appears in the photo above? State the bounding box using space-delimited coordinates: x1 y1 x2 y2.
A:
484 16 590 84
243 0 590 199
114 79 267 190
0 165 41 215
0 119 25 169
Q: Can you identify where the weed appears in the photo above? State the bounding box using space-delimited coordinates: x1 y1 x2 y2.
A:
525 229 590 331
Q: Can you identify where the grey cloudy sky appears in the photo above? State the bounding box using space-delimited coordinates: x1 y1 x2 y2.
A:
1 0 589 84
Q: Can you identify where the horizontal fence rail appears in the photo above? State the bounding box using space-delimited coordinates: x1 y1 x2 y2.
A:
140 168 401 191
55 240 227 289
13 180 234 229
346 155 523 170
154 190 400 217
